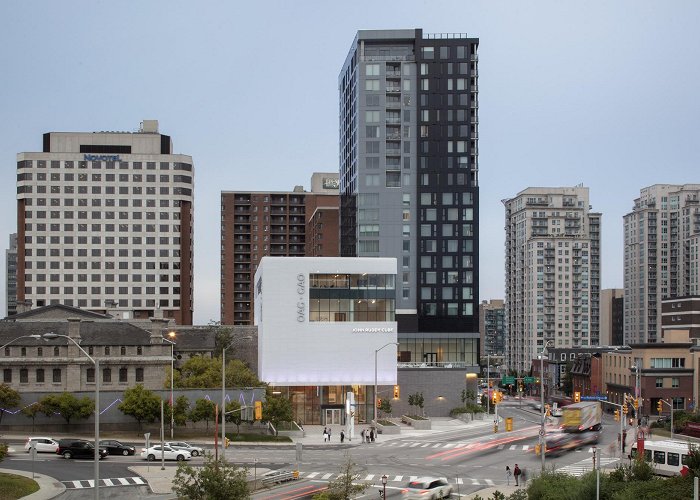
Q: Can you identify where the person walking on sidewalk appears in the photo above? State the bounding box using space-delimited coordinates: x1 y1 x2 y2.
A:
513 464 521 486
360 429 365 443
328 427 332 441
323 427 328 442
340 430 345 443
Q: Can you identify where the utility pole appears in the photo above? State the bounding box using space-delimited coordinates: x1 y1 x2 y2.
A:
486 353 490 417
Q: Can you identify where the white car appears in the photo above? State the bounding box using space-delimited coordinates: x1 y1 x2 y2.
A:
140 445 191 462
165 441 204 457
402 477 453 499
24 437 58 453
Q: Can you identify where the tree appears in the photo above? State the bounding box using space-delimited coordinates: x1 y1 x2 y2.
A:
378 398 392 418
262 396 293 435
39 392 93 427
461 389 476 406
0 443 7 463
189 398 216 430
172 355 263 389
22 402 43 433
312 456 369 500
118 384 162 431
173 453 249 500
225 400 245 435
0 384 20 425
165 395 190 429
408 392 425 416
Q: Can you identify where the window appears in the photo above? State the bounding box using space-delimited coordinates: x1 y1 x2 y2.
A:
365 111 380 123
672 377 679 388
365 79 379 91
3 369 11 382
53 346 59 356
21 347 26 357
120 346 126 356
653 450 665 464
655 378 663 388
36 369 44 383
119 368 128 383
105 346 110 355
668 452 680 467
53 368 61 383
136 368 144 382
20 369 28 383
386 171 401 188
137 346 143 355
87 368 95 383
103 368 112 383
365 64 379 76
4 347 9 356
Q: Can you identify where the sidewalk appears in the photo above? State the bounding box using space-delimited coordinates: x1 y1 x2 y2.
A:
462 485 522 499
0 467 65 500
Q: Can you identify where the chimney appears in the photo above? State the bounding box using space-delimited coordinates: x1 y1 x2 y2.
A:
16 299 32 314
149 317 170 345
67 317 82 342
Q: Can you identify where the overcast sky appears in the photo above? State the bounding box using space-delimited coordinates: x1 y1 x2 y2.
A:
1 1 698 324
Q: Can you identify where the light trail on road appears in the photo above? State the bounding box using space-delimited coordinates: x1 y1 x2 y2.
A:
426 425 541 461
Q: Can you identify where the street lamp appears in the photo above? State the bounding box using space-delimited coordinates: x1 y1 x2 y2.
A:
381 474 388 499
221 335 253 461
42 332 100 500
0 334 42 350
161 332 176 440
540 340 553 472
374 342 399 421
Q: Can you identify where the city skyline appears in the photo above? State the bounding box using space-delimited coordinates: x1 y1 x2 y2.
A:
1 1 699 323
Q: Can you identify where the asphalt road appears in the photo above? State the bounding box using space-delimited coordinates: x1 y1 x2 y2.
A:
2 405 627 498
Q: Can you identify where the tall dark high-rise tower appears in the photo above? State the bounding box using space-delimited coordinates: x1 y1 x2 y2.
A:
339 29 480 367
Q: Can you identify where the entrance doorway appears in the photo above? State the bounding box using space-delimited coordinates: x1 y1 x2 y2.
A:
424 352 438 366
325 408 342 425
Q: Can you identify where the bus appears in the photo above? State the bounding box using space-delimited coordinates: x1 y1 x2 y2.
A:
630 439 696 476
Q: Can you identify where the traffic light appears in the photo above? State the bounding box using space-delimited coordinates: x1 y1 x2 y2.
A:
254 400 262 420
377 398 382 409
393 385 400 399
574 392 581 403
492 391 498 404
224 437 230 448
614 409 620 421
633 398 639 410
623 403 628 415
657 400 663 414
498 391 504 403
545 404 551 417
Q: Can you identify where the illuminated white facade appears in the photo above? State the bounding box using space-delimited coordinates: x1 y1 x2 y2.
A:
254 257 398 385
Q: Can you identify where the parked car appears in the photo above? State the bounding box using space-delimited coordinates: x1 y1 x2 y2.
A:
99 440 136 456
24 437 58 453
165 441 204 457
401 477 453 499
56 439 108 460
140 445 191 462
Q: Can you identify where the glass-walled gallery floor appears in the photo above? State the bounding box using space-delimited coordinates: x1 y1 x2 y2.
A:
273 385 377 426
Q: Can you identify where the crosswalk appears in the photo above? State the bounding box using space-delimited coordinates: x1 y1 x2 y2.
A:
300 471 499 486
555 457 619 477
376 440 599 454
62 476 147 489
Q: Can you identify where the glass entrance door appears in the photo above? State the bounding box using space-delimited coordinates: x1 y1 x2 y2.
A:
325 408 342 425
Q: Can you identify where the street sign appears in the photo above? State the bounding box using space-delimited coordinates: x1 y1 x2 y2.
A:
502 376 515 385
523 377 535 384
539 429 545 437
581 395 608 401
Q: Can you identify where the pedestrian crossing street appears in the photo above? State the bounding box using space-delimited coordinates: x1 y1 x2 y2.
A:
555 457 619 477
62 476 147 489
302 471 500 486
376 440 599 454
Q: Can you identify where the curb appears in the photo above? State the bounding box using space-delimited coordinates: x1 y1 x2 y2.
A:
0 467 66 500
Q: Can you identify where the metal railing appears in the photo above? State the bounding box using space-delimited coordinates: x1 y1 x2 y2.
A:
397 361 474 369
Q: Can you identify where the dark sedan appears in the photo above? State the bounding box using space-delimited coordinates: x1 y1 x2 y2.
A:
99 440 136 456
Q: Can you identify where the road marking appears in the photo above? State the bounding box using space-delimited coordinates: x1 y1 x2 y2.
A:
432 444 441 448
456 478 463 485
364 474 374 480
522 445 530 451
103 479 114 486
444 443 456 449
132 477 145 485
485 479 495 485
71 481 84 489
117 478 130 485
393 475 403 482
471 479 480 485
421 443 431 448
321 473 332 479
306 472 319 478
509 445 516 450
410 443 420 448
409 476 419 481
497 445 505 450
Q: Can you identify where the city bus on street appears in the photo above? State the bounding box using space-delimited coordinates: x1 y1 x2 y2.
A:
630 440 696 476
